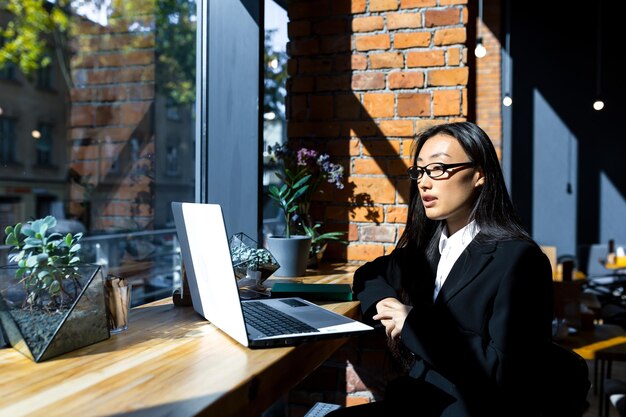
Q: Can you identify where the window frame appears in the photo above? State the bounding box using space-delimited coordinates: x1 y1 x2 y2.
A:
195 0 261 241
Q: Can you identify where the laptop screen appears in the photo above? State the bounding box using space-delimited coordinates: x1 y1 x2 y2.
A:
172 202 250 346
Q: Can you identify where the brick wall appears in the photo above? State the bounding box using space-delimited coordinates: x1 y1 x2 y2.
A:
284 0 478 413
287 0 470 264
68 13 156 232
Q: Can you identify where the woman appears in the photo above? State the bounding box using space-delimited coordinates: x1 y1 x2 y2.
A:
330 122 553 416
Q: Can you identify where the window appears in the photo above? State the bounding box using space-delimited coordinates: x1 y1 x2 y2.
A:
0 37 16 81
0 117 16 164
166 144 180 176
35 122 53 165
0 62 16 81
36 61 53 90
0 0 261 307
262 1 289 237
0 1 197 306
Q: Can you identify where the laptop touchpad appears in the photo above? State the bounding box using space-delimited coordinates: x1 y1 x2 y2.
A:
279 299 308 307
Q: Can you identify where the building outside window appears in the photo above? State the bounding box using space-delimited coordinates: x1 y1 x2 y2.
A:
0 0 197 306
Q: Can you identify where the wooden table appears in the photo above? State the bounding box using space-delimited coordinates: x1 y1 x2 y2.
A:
0 264 361 417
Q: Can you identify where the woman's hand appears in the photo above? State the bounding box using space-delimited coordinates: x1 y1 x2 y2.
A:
373 297 413 339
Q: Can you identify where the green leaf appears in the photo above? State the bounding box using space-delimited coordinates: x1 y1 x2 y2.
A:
43 275 53 288
5 233 18 246
49 280 61 295
25 256 39 268
69 244 81 253
15 268 26 279
36 253 49 264
292 174 311 189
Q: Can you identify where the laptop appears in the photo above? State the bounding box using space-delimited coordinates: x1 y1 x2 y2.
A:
171 202 373 348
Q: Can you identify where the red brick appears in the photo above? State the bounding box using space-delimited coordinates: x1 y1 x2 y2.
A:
424 8 461 27
378 120 414 137
362 93 394 118
447 46 462 65
352 73 385 90
335 94 362 120
288 21 311 38
341 122 379 138
361 225 396 242
320 35 352 54
71 105 96 126
386 205 408 223
406 50 445 67
352 16 384 32
388 71 425 89
398 93 430 117
351 55 368 70
286 58 298 76
347 244 385 261
314 18 348 35
433 89 461 116
310 95 334 120
433 27 466 45
394 32 431 49
387 12 422 30
317 75 351 92
291 76 315 93
298 58 333 74
353 158 386 175
396 179 412 204
401 0 437 8
330 0 366 14
355 34 390 51
361 140 401 156
370 0 399 12
350 177 396 204
387 157 411 176
369 52 403 69
289 39 320 56
289 1 329 19
428 67 468 86
345 206 384 223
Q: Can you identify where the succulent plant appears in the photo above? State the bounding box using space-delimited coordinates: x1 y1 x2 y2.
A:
5 215 83 307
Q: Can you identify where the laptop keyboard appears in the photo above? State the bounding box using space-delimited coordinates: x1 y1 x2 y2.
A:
242 301 319 337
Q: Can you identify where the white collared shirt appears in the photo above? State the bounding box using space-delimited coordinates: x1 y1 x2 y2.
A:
433 221 480 301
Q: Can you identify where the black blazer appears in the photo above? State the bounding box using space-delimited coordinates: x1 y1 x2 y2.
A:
353 235 554 417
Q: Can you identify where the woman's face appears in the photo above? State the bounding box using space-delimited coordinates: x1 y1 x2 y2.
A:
416 134 484 235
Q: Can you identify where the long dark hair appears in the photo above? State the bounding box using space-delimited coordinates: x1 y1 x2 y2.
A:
397 122 531 256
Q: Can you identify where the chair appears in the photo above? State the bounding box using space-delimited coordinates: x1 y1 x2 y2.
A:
543 342 591 417
604 378 626 417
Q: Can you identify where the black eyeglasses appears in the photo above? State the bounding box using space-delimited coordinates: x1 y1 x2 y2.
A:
407 162 475 180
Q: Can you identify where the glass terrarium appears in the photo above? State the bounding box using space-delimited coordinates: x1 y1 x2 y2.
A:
0 264 110 362
229 232 279 286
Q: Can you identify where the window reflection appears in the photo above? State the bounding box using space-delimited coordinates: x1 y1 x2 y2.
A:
0 0 197 306
263 0 288 238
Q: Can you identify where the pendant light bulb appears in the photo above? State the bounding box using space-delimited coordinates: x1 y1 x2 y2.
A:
593 99 604 111
474 38 487 58
503 94 513 107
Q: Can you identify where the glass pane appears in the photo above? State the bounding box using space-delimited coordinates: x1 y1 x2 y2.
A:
0 0 197 306
262 0 288 238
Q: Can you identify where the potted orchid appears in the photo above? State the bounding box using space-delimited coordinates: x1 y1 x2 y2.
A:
267 144 347 272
